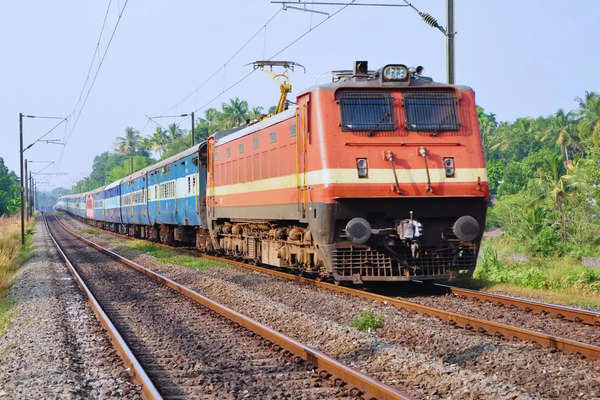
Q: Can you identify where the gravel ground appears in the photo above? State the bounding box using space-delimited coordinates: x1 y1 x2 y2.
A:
395 291 600 346
49 216 358 400
0 220 141 399
61 215 600 399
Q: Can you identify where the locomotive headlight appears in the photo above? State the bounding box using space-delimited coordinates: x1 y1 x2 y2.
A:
382 64 408 81
356 158 368 178
444 157 455 177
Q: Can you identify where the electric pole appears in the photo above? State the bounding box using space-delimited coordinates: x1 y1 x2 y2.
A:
18 113 67 243
273 0 455 83
19 113 24 244
191 112 195 146
29 171 33 217
446 0 455 84
24 159 28 221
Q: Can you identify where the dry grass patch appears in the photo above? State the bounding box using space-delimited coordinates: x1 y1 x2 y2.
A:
0 214 34 332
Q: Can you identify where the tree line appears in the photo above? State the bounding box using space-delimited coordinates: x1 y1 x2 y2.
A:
72 98 268 193
482 91 600 257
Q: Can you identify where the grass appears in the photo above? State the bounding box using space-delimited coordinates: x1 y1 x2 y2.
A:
351 309 384 332
463 236 600 309
81 228 100 235
0 214 35 334
125 240 230 272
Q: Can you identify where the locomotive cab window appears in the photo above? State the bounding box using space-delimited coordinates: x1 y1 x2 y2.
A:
338 92 394 132
403 91 460 132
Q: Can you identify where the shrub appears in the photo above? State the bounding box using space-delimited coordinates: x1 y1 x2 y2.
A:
351 310 384 332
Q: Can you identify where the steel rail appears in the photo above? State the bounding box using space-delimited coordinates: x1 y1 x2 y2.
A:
434 283 600 326
43 216 162 400
51 216 412 400
59 215 600 360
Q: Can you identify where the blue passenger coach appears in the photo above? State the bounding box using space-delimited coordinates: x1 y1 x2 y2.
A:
57 142 208 246
104 180 122 227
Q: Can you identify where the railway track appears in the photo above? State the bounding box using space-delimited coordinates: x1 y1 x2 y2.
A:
58 214 600 361
45 215 412 400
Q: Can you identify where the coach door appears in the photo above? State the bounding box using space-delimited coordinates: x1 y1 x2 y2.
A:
296 94 310 219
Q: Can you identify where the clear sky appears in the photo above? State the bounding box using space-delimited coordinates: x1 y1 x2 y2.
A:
2 1 598 189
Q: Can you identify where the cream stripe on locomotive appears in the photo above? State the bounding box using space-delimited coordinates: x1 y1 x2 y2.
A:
213 167 488 196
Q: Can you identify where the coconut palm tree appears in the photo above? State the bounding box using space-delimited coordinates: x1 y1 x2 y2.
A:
222 97 248 127
115 127 142 156
248 106 264 121
528 154 571 243
541 109 579 161
167 123 183 142
576 91 600 147
151 127 168 157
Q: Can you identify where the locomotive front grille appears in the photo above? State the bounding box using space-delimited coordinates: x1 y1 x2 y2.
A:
332 246 476 280
332 247 395 278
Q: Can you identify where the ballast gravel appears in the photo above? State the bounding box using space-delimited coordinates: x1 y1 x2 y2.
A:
0 221 141 399
62 216 600 400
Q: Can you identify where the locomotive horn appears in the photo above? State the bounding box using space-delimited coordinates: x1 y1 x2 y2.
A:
345 217 372 244
452 215 480 242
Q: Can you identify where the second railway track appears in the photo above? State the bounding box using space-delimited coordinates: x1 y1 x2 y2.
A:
58 213 600 361
45 215 412 400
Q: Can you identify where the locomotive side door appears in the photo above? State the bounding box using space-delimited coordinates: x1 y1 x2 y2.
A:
296 94 310 220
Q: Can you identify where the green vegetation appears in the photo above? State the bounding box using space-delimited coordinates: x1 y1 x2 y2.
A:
482 92 600 256
476 91 600 303
0 215 35 334
125 240 229 272
351 309 384 332
0 158 20 216
72 98 267 193
474 240 600 293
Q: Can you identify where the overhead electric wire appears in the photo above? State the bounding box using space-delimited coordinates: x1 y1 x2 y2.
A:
69 0 114 120
166 8 283 113
67 0 130 138
189 0 356 115
25 117 68 151
59 0 130 165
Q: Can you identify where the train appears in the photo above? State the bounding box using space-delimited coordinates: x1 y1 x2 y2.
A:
56 61 488 284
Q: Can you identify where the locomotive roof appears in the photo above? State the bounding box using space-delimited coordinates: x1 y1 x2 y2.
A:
212 107 297 146
299 75 473 94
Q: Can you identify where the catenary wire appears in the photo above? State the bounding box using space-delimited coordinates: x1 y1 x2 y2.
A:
165 8 283 113
69 0 114 121
59 0 130 165
190 0 356 115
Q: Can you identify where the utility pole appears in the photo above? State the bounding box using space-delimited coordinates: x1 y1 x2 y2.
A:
148 112 197 149
19 113 24 244
273 0 455 83
446 0 455 84
130 156 134 174
191 112 195 146
18 113 67 243
24 159 29 221
29 171 33 217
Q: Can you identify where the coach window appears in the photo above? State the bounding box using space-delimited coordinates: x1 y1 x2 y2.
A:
270 131 277 143
215 152 219 161
226 148 231 158
253 137 259 149
239 143 244 154
289 124 296 137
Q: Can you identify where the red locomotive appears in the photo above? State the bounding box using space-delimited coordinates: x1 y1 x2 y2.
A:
205 61 488 283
